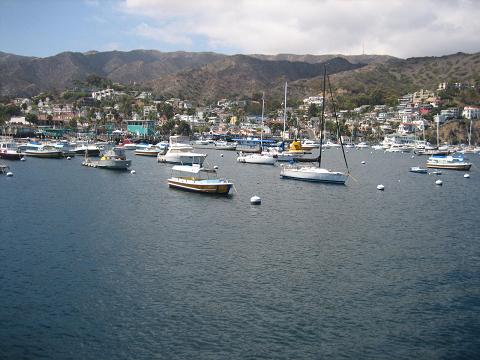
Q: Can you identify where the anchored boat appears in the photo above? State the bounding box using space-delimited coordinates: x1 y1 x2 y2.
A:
167 164 233 195
426 154 472 171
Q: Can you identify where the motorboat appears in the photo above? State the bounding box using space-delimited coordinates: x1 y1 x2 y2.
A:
74 143 101 156
157 136 207 165
409 166 428 174
135 144 161 156
193 139 215 148
300 139 320 150
385 144 411 153
24 144 63 158
214 141 237 151
280 165 347 184
119 138 137 150
82 147 131 170
167 164 233 195
237 152 276 165
426 154 472 171
0 140 22 160
356 142 369 149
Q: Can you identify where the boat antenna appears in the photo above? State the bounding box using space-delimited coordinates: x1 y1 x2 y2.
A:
327 74 350 174
318 67 327 168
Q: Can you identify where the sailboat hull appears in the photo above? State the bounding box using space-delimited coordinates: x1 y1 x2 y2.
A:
280 166 347 184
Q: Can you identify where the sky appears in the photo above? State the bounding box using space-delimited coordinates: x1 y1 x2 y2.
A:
1 0 479 58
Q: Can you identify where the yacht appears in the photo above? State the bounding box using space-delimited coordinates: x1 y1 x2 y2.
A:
280 166 347 183
426 155 472 171
167 164 233 195
300 139 320 150
82 147 131 170
237 152 276 165
24 144 63 158
157 136 207 165
135 144 161 157
214 141 237 151
0 139 22 160
74 143 101 156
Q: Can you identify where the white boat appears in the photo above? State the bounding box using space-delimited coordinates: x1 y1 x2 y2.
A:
135 144 161 156
25 144 63 158
426 155 472 171
280 166 348 183
300 139 320 150
237 152 276 165
0 139 22 160
74 143 101 156
371 144 383 150
193 139 215 148
409 166 428 174
280 68 348 184
119 138 137 150
167 164 233 195
82 147 131 170
214 141 237 151
356 142 369 149
385 144 411 153
158 136 207 165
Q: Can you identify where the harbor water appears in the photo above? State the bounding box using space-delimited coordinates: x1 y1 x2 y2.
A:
1 149 480 359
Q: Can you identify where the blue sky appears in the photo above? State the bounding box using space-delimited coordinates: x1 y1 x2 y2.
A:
1 0 479 58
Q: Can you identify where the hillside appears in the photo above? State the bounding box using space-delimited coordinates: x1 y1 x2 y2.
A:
147 55 363 102
0 50 479 103
0 50 226 96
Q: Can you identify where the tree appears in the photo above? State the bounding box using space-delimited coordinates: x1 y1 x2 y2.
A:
157 102 174 120
175 120 191 136
25 113 38 125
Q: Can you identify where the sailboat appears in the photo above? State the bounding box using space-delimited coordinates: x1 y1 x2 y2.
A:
280 68 349 184
237 92 276 165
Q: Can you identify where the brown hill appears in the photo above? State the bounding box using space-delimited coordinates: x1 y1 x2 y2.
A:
147 55 363 102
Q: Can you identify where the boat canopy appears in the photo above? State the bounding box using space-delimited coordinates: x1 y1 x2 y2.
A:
171 164 216 174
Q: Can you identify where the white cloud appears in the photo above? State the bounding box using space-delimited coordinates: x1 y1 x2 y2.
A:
120 0 480 57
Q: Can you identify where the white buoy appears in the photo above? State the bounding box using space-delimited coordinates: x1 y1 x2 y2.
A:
377 184 384 191
411 155 415 158
220 154 224 157
250 195 261 205
66 156 71 160
464 173 470 178
435 179 443 186
213 165 219 169
361 161 366 164
130 170 136 174
6 171 13 177
20 157 26 161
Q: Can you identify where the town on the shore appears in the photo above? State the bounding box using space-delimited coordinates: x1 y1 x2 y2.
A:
1 78 479 147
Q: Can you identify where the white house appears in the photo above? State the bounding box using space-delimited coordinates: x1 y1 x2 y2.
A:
462 106 480 120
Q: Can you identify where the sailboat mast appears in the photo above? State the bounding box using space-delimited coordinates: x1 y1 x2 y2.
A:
468 119 472 147
283 82 287 140
260 92 264 150
318 67 327 168
436 119 440 148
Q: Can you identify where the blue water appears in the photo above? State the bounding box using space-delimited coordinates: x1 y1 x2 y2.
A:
1 149 480 359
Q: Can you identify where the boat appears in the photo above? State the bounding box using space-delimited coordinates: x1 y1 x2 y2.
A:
426 154 472 171
236 93 275 165
214 141 237 151
82 147 131 170
193 139 215 148
24 144 63 158
167 164 233 195
119 138 137 150
74 143 101 156
300 139 320 150
0 139 22 160
280 67 349 184
135 144 161 156
356 142 369 149
237 152 276 165
409 166 428 174
274 140 312 161
157 136 207 165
